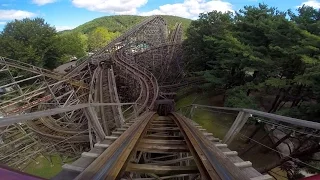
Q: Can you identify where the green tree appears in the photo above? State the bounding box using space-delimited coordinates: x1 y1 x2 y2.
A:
0 18 63 69
183 11 234 72
59 32 87 59
183 4 320 116
289 5 320 35
88 27 120 51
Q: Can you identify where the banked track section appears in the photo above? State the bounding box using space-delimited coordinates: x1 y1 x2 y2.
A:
54 113 272 180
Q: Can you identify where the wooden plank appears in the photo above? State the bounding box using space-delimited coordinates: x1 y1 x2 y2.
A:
223 151 238 156
105 136 118 140
82 152 100 158
62 164 85 172
148 128 180 132
156 116 171 120
226 154 262 178
150 156 193 165
215 144 228 148
140 139 185 145
250 175 273 180
112 131 123 135
234 161 252 168
145 135 184 140
75 112 155 180
126 163 199 174
71 157 95 168
151 124 177 127
151 121 175 124
137 143 189 153
94 143 110 148
173 113 251 180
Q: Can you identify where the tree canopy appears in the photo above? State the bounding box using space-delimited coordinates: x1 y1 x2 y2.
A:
0 18 62 69
183 4 320 121
87 27 120 52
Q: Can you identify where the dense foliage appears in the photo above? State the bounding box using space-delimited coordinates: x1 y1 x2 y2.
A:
87 27 120 51
62 15 192 37
0 15 191 70
184 4 320 122
0 18 63 69
0 18 89 69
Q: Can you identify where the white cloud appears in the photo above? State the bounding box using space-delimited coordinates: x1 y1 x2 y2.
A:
32 0 57 6
72 0 148 14
299 0 320 8
140 0 233 19
0 10 36 20
55 25 76 31
0 21 6 25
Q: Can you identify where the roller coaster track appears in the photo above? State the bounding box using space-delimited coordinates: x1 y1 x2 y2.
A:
0 57 87 88
0 15 181 171
2 15 317 179
54 113 271 180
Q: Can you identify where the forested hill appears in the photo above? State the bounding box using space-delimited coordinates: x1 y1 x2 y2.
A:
61 15 192 35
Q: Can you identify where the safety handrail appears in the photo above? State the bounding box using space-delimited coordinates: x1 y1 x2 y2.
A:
189 104 320 130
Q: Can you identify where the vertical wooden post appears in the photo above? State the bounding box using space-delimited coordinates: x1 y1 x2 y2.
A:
222 111 251 145
85 107 106 141
88 120 94 149
190 105 196 119
133 104 138 118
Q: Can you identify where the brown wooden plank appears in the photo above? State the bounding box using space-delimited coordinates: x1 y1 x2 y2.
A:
145 135 184 140
173 113 251 180
151 124 177 127
151 122 175 124
148 128 180 132
137 143 189 153
140 139 185 145
126 163 199 174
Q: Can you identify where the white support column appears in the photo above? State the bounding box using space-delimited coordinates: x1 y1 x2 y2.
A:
222 111 251 145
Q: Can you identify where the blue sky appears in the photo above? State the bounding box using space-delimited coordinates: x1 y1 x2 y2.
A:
0 0 319 31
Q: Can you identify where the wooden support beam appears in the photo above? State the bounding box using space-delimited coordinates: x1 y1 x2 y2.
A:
223 111 250 145
126 163 199 174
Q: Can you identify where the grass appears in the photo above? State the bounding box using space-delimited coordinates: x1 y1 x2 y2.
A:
175 92 236 139
22 155 74 179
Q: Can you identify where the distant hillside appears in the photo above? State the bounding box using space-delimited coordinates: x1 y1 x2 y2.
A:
62 15 192 36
